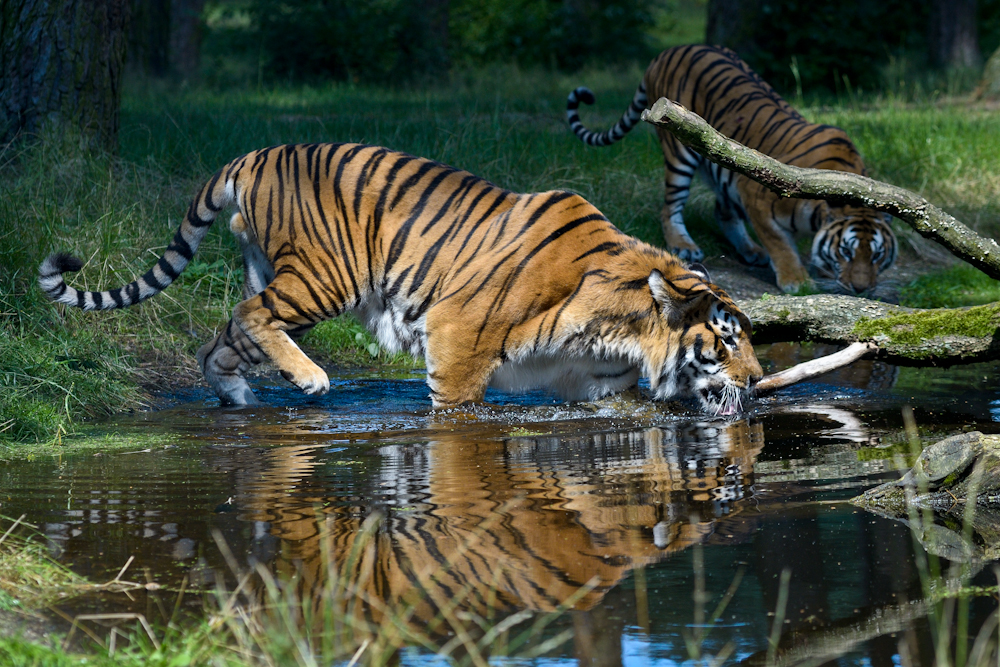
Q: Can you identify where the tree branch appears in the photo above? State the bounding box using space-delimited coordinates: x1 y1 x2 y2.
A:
753 342 877 396
641 96 1000 280
740 294 1000 366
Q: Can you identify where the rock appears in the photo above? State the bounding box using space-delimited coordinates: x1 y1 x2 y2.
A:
852 432 1000 562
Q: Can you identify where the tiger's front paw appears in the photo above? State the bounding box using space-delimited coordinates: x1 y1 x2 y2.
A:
774 263 811 294
281 361 330 396
738 247 770 267
776 274 814 295
672 245 705 263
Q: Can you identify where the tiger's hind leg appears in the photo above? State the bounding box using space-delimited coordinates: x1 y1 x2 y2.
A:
197 320 266 406
658 133 704 262
230 272 331 399
197 213 278 406
712 176 769 267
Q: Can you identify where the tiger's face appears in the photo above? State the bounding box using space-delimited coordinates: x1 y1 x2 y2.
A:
646 266 762 415
811 206 897 295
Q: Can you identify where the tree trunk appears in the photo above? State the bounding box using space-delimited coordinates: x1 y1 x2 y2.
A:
128 0 170 77
929 0 980 69
0 0 129 150
705 0 758 54
168 0 204 78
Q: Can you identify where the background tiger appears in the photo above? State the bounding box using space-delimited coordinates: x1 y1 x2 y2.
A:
38 143 762 413
566 44 897 295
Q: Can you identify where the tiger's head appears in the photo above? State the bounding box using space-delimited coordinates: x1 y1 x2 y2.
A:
642 263 762 415
810 205 897 296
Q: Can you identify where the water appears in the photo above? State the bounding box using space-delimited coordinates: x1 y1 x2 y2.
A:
3 344 1000 664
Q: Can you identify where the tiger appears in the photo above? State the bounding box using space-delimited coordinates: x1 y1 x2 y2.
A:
566 44 897 295
38 142 762 413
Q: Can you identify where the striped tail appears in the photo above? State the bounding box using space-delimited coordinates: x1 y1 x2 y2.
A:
566 83 648 147
38 169 234 311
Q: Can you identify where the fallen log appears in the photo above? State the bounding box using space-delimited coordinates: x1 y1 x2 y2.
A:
746 292 1000 394
740 294 1000 367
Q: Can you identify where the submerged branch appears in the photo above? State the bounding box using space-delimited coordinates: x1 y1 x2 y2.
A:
753 342 876 396
641 96 1000 280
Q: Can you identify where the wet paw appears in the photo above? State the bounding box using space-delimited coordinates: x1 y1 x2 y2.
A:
281 362 330 396
739 248 770 267
673 246 705 263
777 277 814 295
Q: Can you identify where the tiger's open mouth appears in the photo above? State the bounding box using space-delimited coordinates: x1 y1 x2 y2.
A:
700 383 746 416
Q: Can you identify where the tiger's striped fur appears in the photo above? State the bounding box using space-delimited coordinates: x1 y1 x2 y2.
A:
39 143 762 411
567 44 897 295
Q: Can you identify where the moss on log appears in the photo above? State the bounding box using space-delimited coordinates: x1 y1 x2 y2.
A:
741 294 1000 365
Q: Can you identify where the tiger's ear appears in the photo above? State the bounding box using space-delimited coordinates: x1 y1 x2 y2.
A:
686 262 711 283
648 269 672 308
650 269 699 325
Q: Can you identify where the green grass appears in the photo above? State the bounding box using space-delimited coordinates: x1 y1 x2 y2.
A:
3 65 1000 443
900 264 1000 308
0 514 585 666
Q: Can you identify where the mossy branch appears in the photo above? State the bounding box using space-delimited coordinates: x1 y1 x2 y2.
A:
641 97 1000 281
740 294 1000 365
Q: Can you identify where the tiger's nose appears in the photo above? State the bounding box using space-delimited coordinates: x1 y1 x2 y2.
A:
844 265 875 295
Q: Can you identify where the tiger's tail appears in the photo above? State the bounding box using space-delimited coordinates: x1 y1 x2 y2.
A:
565 83 648 147
38 168 235 311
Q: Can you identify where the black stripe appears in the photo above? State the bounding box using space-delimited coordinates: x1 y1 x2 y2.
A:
157 255 181 280
141 268 168 291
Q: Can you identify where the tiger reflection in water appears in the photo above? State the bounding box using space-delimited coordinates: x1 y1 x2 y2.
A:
213 418 763 647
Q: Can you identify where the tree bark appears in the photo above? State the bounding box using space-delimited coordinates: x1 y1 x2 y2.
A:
1 0 129 150
641 96 1000 282
704 0 758 54
168 0 204 78
929 0 980 69
740 294 1000 366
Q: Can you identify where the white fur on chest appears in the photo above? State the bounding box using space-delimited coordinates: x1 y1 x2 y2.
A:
489 353 640 401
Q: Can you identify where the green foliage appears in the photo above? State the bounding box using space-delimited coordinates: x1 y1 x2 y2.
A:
202 0 658 84
900 265 1000 309
980 0 1000 57
734 0 930 94
304 316 420 368
246 0 448 83
450 0 655 70
853 303 1000 348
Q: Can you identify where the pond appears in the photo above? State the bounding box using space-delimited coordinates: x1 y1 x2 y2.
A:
3 343 1000 665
